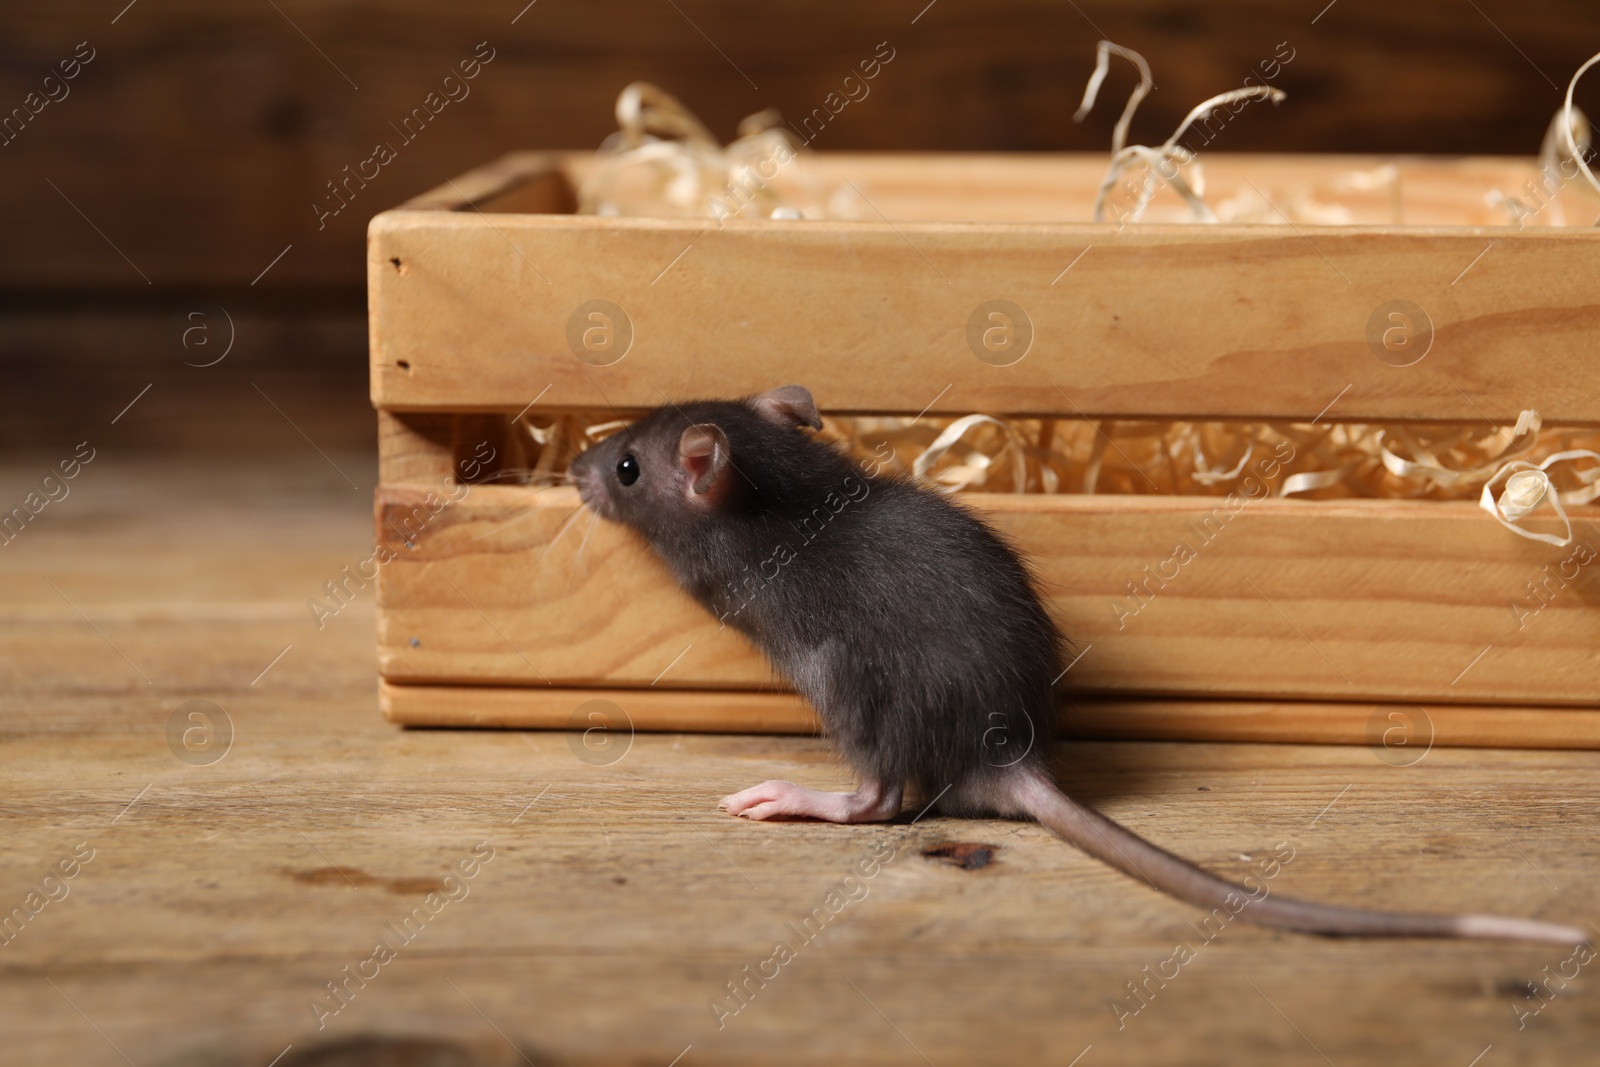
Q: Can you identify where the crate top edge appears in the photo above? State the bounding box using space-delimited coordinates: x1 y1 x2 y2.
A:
367 213 1600 241
372 148 1599 236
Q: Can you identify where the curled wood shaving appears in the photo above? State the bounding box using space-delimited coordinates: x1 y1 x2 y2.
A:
1481 50 1600 227
1560 52 1600 210
1075 39 1286 224
1480 448 1600 545
576 82 849 221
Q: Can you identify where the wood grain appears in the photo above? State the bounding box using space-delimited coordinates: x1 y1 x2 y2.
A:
373 484 1600 708
368 153 1600 422
380 681 1600 748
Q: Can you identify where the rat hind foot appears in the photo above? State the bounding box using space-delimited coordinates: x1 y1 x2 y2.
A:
719 778 902 823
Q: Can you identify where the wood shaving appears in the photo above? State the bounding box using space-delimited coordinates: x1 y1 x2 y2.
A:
503 409 1600 512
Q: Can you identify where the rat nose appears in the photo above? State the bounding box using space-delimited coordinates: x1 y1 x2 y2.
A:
570 450 596 488
572 461 612 518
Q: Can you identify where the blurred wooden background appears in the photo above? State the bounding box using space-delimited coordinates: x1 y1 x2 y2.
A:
3 0 1598 454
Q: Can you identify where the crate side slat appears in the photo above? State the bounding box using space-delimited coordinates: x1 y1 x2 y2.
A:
369 212 1600 423
377 682 1600 748
374 485 1600 705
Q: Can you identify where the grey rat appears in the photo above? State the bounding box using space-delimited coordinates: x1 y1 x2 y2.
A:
571 385 1584 943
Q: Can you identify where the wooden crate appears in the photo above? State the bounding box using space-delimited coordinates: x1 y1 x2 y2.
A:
368 151 1600 747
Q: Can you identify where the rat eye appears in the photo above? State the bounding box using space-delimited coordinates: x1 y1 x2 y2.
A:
616 454 640 486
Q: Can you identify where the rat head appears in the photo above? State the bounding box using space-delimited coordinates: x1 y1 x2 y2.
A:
570 385 823 533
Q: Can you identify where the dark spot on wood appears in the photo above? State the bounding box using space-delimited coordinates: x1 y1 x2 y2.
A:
396 359 411 371
1198 786 1210 791
1497 978 1539 999
281 1035 478 1066
390 256 404 272
285 867 445 895
613 876 628 885
386 876 449 894
922 842 998 870
260 98 307 139
289 866 372 888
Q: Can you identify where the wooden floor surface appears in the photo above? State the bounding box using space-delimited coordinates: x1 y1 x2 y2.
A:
2 452 1597 1066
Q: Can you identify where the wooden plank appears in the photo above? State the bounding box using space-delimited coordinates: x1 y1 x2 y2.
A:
8 0 1600 290
368 166 1600 423
380 681 1600 748
8 453 1600 1064
10 718 1600 1063
373 484 1600 706
1066 698 1600 748
381 680 819 732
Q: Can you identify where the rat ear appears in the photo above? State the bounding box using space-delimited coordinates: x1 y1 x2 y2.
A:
752 385 822 431
678 424 731 496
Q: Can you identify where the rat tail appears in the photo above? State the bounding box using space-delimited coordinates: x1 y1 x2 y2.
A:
1007 770 1586 944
